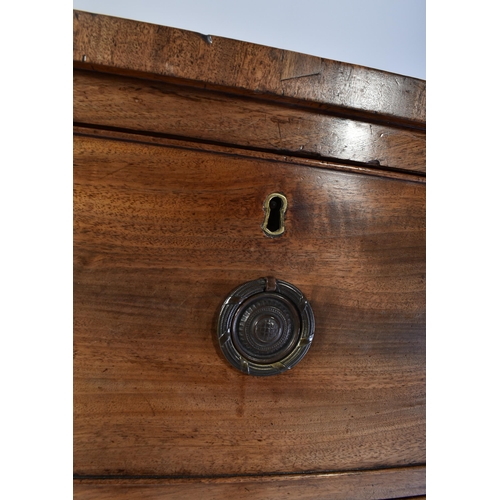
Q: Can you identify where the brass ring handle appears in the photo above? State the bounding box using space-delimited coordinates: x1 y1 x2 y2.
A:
217 277 315 376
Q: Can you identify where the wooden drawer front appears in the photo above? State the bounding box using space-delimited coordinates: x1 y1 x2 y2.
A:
74 134 425 476
73 70 426 174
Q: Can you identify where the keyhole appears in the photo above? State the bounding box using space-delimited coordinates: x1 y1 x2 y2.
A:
267 197 282 232
262 193 287 237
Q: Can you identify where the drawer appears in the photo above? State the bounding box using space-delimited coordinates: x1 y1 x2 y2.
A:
74 133 425 477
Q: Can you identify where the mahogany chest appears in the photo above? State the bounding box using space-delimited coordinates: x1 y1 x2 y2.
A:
73 10 425 499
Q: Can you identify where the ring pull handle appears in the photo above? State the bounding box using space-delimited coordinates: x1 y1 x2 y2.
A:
217 277 315 376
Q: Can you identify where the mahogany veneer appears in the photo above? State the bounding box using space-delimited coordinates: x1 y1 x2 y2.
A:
74 10 425 499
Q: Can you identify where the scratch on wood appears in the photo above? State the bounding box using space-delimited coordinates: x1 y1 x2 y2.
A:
99 165 128 180
178 296 189 309
141 393 156 417
281 72 321 82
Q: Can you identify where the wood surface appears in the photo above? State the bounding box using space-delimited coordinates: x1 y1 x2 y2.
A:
73 10 426 129
74 466 425 500
73 10 425 496
73 126 425 185
74 70 425 174
74 134 425 477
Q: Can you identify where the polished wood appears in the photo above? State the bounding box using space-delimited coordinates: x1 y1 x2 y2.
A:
74 70 425 174
73 10 425 129
73 126 425 184
74 134 425 476
73 9 425 497
74 466 425 500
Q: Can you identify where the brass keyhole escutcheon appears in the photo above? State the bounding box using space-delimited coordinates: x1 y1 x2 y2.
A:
262 193 287 237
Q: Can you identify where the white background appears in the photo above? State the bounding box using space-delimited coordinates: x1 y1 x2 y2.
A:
2 2 500 499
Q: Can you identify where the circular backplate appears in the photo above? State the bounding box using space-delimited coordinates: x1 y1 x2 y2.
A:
217 277 315 376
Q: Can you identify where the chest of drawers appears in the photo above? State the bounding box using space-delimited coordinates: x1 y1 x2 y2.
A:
73 10 425 499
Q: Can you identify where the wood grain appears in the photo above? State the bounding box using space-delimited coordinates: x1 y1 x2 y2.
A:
74 135 425 476
74 70 425 174
74 466 425 500
73 10 425 128
73 126 425 185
